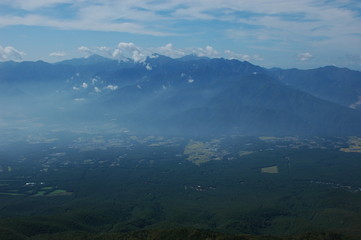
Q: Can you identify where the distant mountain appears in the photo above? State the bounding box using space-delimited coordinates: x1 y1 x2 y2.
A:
268 66 361 110
155 74 361 136
0 55 361 136
0 60 65 83
56 54 114 66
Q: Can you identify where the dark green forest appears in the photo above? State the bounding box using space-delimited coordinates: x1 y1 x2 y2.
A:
1 134 361 239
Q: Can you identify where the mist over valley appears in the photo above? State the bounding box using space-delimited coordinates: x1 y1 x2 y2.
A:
1 54 361 138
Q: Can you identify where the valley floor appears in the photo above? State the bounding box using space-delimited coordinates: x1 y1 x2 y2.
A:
1 133 361 239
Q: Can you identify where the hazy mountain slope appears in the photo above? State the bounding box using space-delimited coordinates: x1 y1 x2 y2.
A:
1 55 361 136
161 74 361 136
268 66 361 110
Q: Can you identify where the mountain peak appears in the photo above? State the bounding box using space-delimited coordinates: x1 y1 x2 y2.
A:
57 54 113 66
177 54 209 62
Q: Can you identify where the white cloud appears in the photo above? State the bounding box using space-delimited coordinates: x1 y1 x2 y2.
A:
225 50 251 61
78 45 116 58
82 82 88 88
94 86 101 93
95 46 113 58
118 42 138 51
115 42 146 62
78 46 93 57
77 43 267 64
49 51 66 57
224 50 264 62
111 42 192 61
154 43 186 58
298 52 313 61
145 63 152 70
91 78 98 84
98 46 110 52
74 98 85 102
112 43 256 62
78 43 147 62
132 50 146 62
0 45 25 61
112 49 122 59
349 96 361 109
193 46 219 58
252 55 264 61
104 85 118 91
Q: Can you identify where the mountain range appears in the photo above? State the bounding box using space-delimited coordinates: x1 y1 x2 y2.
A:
0 54 361 136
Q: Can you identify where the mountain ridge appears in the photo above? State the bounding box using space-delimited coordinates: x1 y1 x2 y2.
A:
0 55 360 136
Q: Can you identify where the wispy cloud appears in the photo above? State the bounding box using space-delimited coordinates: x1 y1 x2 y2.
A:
0 1 170 36
0 0 73 11
49 51 66 57
192 46 219 58
298 52 313 61
104 85 118 91
0 45 25 61
153 43 186 58
94 87 101 93
224 50 264 62
1 0 360 41
78 46 93 57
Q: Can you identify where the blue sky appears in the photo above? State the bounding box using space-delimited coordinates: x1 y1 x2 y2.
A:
0 0 360 70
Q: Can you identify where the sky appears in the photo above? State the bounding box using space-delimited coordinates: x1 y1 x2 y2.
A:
0 0 361 70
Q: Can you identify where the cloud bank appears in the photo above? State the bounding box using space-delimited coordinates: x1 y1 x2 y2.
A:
78 42 265 64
